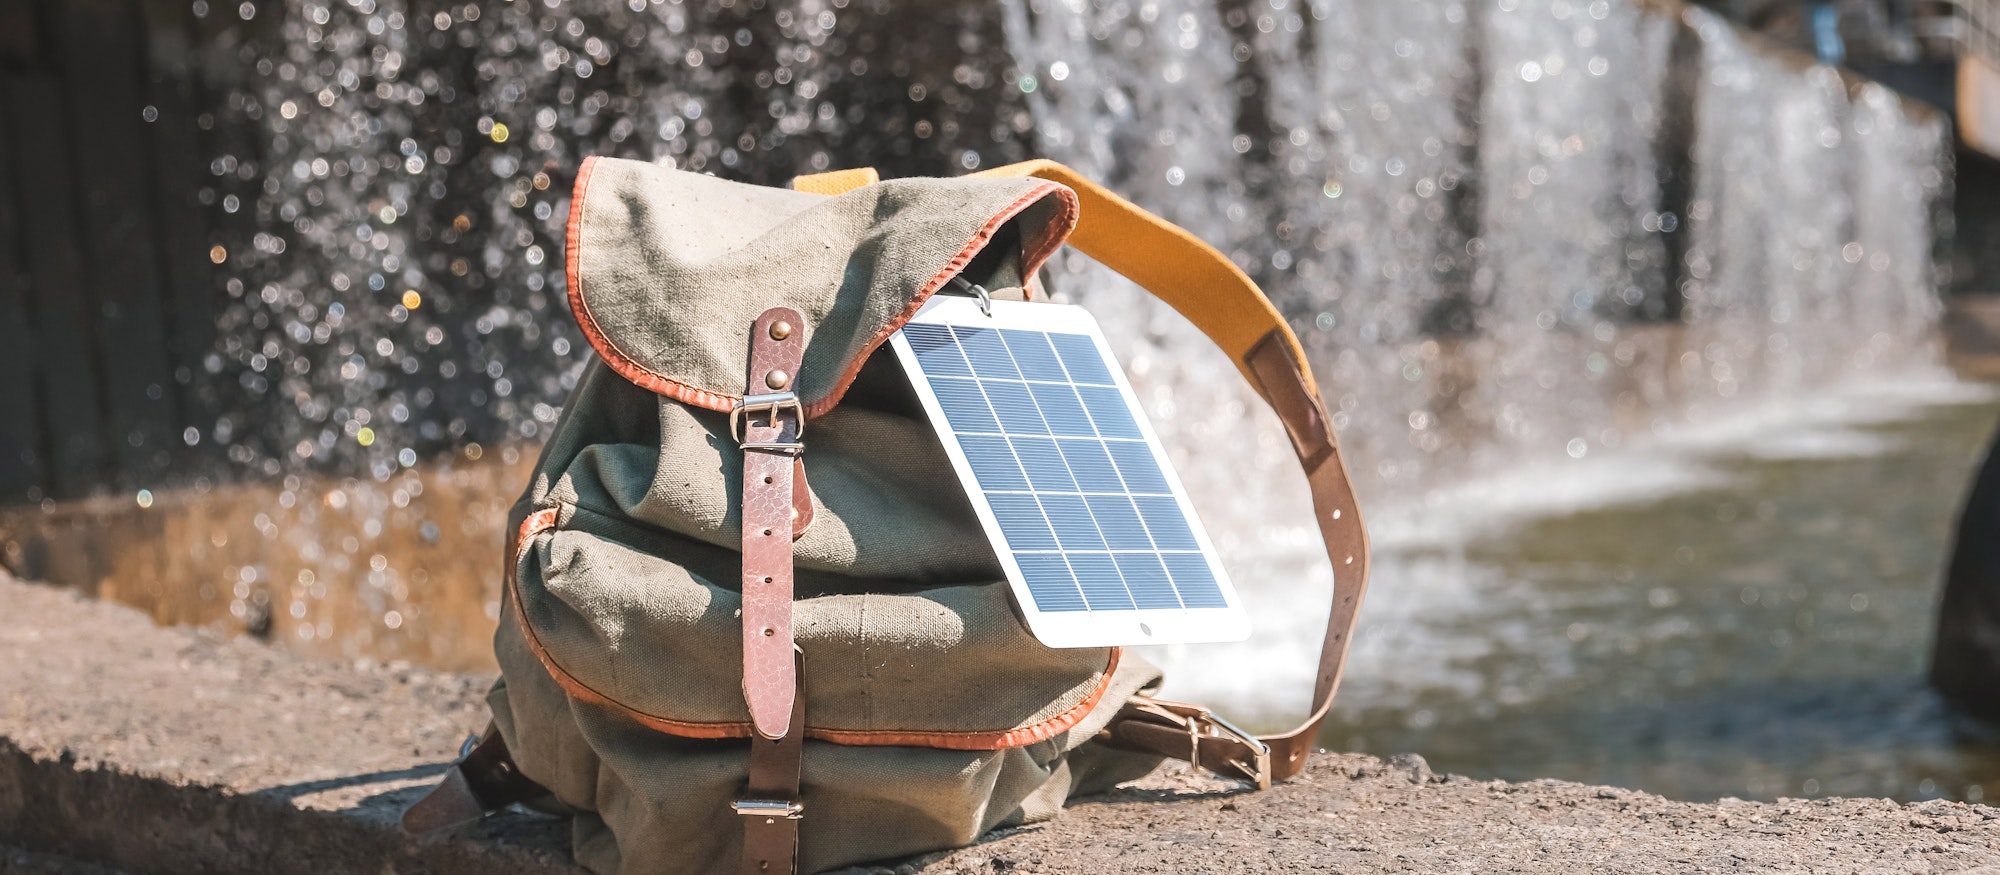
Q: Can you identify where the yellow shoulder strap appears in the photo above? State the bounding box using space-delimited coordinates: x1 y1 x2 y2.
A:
790 161 1370 784
789 166 879 196
969 160 1318 400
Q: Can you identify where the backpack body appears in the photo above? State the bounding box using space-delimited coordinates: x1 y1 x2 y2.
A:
494 159 1164 874
405 158 1374 875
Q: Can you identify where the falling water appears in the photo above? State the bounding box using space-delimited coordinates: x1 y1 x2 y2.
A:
991 0 1953 721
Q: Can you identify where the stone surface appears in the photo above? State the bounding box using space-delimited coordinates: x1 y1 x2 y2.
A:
0 573 573 874
3 571 1999 874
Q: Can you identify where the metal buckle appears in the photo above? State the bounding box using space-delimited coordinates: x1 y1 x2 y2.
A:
1138 698 1273 791
730 392 805 450
1192 709 1273 791
731 799 805 820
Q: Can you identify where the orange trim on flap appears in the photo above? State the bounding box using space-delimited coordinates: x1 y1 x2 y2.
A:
508 506 1119 750
802 181 1075 419
563 159 1079 419
565 157 745 414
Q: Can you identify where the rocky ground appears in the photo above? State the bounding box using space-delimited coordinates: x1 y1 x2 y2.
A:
2 573 1997 874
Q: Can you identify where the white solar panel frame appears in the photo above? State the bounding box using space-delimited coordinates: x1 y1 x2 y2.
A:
889 295 1250 648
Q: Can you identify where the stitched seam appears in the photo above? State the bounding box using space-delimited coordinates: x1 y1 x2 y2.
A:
1017 181 1079 289
566 156 741 414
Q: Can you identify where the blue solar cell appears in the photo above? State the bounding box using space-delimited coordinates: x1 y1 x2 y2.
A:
1048 333 1115 385
985 493 1056 550
1015 554 1088 612
952 326 1022 380
903 323 972 377
1161 554 1226 608
1056 439 1123 492
930 377 1000 434
1008 436 1076 492
959 435 1029 492
1066 552 1136 611
900 316 1241 627
1000 329 1067 381
980 381 1047 435
1114 553 1182 609
1083 495 1152 550
1036 494 1107 551
1133 495 1197 549
1076 386 1141 438
1105 441 1171 494
1029 383 1096 437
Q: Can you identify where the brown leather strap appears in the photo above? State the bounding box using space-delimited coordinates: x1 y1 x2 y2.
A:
1242 330 1370 780
790 457 815 537
401 726 549 834
737 651 807 875
736 308 809 874
1099 698 1272 789
1100 331 1369 785
739 307 808 740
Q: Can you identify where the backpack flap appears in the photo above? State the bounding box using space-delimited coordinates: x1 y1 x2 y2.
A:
564 156 1076 419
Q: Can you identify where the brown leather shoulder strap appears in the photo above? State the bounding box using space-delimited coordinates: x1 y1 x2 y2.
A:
1241 331 1369 779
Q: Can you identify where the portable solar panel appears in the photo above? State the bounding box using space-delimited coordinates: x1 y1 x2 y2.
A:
888 295 1251 648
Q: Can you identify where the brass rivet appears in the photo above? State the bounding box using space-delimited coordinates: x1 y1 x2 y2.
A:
769 320 794 340
766 369 790 389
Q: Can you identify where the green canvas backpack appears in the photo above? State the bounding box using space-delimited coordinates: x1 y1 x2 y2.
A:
401 158 1373 875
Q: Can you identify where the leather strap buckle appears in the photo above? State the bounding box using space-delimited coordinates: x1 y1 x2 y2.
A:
1109 697 1273 790
1187 708 1272 790
730 391 805 450
731 799 805 820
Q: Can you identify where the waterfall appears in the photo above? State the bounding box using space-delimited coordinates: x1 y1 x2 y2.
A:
997 0 1951 715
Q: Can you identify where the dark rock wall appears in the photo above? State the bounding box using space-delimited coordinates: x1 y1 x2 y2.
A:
1935 416 2000 721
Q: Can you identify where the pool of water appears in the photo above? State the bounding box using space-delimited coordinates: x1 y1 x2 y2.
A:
1163 373 2000 804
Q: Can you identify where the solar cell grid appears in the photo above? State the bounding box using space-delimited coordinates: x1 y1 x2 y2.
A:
902 320 1224 617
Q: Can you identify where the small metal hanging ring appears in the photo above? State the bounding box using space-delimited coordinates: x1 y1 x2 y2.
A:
949 276 994 317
